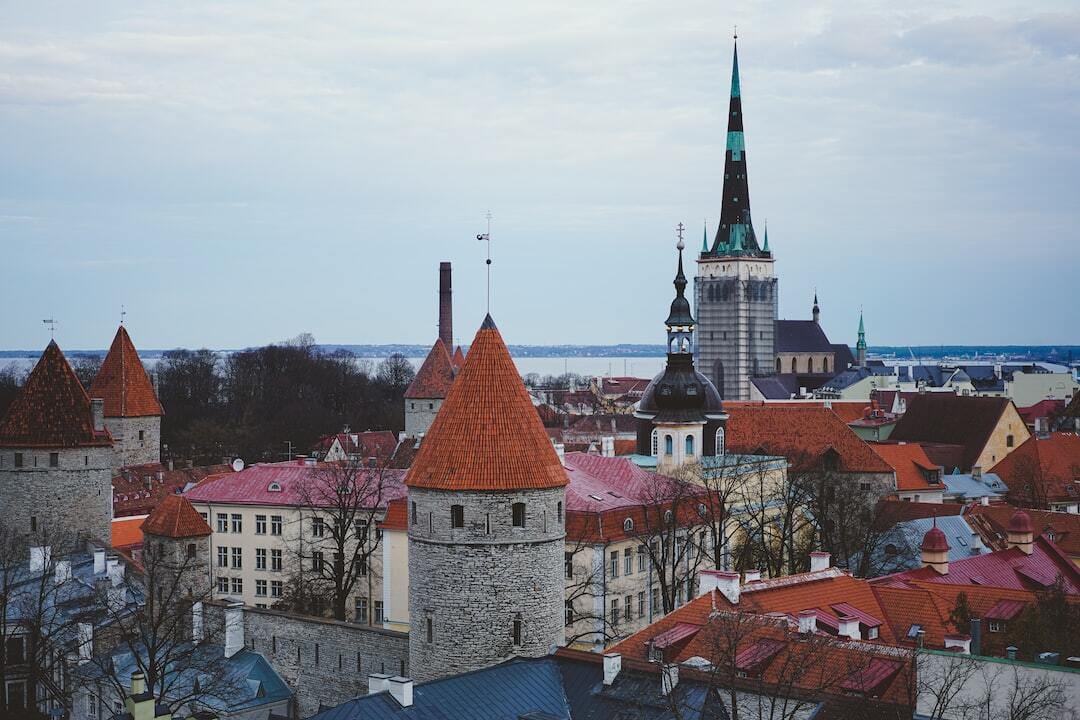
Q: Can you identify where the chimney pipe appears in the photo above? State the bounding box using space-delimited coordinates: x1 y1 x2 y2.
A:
224 601 244 658
387 677 414 707
602 653 622 685
91 398 105 433
29 546 51 573
838 616 861 641
192 601 204 643
798 609 817 634
439 262 453 349
130 672 146 696
969 618 982 656
54 559 71 584
699 570 740 604
743 569 761 583
661 663 679 696
368 673 392 695
94 548 106 575
809 551 830 573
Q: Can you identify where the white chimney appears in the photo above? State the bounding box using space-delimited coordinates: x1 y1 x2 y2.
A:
603 652 622 686
699 570 740 604
191 601 204 643
554 442 566 466
743 569 761 583
54 559 71 584
601 436 615 458
944 635 971 655
387 677 414 707
29 546 51 573
981 496 990 506
809 551 830 573
77 622 93 662
94 548 106 575
91 398 105 432
368 673 392 695
661 663 679 696
130 671 146 696
838 616 861 641
224 601 244 659
106 555 124 585
798 609 817 634
971 466 982 482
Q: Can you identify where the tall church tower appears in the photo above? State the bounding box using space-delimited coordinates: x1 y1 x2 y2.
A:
405 315 566 683
694 38 778 400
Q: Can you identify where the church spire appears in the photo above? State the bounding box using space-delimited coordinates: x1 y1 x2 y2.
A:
812 290 820 324
709 35 762 257
856 310 867 368
665 224 695 354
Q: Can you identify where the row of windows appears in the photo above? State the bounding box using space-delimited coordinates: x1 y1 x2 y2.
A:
649 428 725 458
410 501 562 532
1 452 88 468
354 597 385 624
607 546 649 578
777 356 831 374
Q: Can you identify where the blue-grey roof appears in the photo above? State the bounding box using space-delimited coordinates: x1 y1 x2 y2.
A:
860 515 987 576
751 374 799 399
309 656 725 720
942 471 1008 500
832 344 856 369
775 320 834 353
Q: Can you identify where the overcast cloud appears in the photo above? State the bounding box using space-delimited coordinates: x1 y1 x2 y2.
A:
1 1 1077 350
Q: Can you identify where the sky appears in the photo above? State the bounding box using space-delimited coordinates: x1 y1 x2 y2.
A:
1 1 1078 351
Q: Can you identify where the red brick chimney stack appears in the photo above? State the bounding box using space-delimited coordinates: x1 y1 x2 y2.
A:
439 262 453 348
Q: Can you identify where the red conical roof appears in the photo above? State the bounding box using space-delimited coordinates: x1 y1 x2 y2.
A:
1008 509 1033 534
90 326 164 418
0 341 112 448
141 494 212 538
406 315 567 492
404 338 456 399
453 345 466 369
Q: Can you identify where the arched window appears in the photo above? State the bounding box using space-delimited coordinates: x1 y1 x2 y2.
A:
623 518 634 532
715 427 726 457
776 357 782 373
512 503 526 528
790 358 797 374
450 504 464 529
823 357 830 374
697 503 707 517
664 510 673 525
664 435 673 456
685 435 695 456
651 429 659 456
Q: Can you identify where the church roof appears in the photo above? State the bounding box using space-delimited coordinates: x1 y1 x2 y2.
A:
90 326 164 418
0 341 112 449
404 339 457 399
775 320 834 353
141 494 212 538
405 315 567 492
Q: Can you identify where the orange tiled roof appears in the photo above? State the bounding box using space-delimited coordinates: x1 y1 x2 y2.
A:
111 515 147 549
89 326 164 418
380 497 408 531
991 432 1080 505
871 442 942 491
453 345 466 368
141 494 212 538
404 339 456 399
0 341 112 448
725 404 892 473
405 315 567 491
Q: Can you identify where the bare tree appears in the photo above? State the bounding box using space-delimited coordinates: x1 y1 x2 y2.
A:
729 460 816 578
279 457 396 622
562 509 619 647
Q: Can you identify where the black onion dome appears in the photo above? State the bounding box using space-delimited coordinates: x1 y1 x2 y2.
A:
664 247 695 327
637 355 724 422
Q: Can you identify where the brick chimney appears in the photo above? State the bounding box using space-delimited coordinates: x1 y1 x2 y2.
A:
439 262 453 348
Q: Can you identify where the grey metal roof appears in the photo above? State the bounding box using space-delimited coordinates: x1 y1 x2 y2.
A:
775 320 834 353
751 374 799 399
942 471 1008 500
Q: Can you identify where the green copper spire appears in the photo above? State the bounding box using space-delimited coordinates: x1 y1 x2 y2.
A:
858 311 865 339
762 220 769 252
702 219 709 253
856 309 867 367
730 38 741 98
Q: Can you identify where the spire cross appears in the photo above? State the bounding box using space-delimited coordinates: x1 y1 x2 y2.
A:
120 304 127 326
676 222 685 247
42 318 57 339
476 211 493 313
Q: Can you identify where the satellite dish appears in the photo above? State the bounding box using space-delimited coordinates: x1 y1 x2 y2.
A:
231 458 245 473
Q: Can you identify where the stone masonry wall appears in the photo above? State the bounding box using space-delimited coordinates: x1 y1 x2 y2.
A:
0 446 112 546
203 600 409 718
408 486 566 683
104 415 160 468
404 398 443 438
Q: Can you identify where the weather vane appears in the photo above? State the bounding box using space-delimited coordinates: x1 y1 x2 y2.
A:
676 222 685 249
43 318 58 339
121 304 127 326
476 211 493 313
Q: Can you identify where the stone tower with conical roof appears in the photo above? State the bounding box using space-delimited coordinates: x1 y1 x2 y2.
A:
695 37 778 400
405 314 566 682
142 494 213 604
90 326 164 468
636 235 727 472
404 263 462 438
0 341 113 545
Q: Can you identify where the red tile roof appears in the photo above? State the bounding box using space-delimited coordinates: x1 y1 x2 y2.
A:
871 443 942 491
111 515 147 550
724 405 892 473
872 537 1080 594
452 345 466 368
89 326 164 418
405 316 567 492
890 395 1019 471
967 504 1080 557
380 497 408 531
404 339 457 399
111 462 232 517
991 432 1080 506
141 494 212 538
314 430 398 458
185 459 408 507
1017 399 1066 426
873 500 964 526
0 341 112 448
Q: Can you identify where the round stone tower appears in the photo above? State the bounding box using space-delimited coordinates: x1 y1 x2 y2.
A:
406 314 566 683
90 325 164 469
141 494 213 601
0 341 113 547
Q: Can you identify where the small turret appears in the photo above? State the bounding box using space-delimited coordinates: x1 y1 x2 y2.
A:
921 521 949 575
1006 510 1034 555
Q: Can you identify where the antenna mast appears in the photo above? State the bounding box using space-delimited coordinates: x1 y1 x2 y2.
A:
476 211 493 313
42 319 58 339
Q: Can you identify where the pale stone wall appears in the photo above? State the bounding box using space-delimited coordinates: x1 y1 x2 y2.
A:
976 402 1031 470
103 415 160 468
404 398 443 438
202 600 409 719
0 446 112 546
407 486 566 682
1007 372 1080 408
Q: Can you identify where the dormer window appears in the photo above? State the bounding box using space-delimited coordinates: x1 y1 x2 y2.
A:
685 384 698 396
623 518 634 532
267 482 282 492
